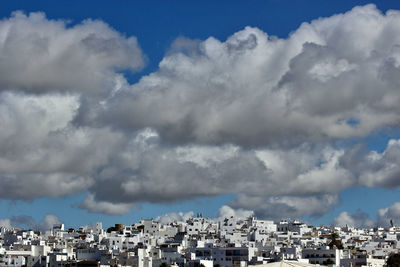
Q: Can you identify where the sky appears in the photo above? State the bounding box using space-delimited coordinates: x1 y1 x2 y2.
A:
1 0 400 230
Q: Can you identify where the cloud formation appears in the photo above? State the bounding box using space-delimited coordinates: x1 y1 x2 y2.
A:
377 202 400 227
0 92 121 199
0 214 62 231
85 4 400 147
215 205 253 221
38 214 62 232
341 140 400 188
334 211 375 229
2 5 400 220
0 219 12 228
0 11 145 95
333 202 400 228
79 193 135 215
230 194 339 220
155 211 195 225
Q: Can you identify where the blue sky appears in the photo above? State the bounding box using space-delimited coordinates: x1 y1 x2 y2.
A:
1 0 400 229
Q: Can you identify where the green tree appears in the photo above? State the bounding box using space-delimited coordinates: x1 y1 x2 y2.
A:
328 232 343 249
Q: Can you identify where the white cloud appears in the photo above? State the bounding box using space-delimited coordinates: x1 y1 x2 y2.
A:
84 130 350 217
340 139 400 188
0 92 123 199
333 211 375 228
0 214 62 231
334 202 400 228
0 11 145 95
79 194 134 215
0 218 12 229
155 211 194 225
378 202 400 227
155 207 253 224
229 194 340 220
85 4 400 147
255 146 355 196
38 214 62 232
308 59 358 82
215 205 253 221
2 5 400 220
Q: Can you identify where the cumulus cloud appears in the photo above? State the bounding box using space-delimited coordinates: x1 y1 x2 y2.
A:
0 11 145 95
9 215 36 229
0 214 61 231
0 216 35 229
155 207 253 224
0 92 123 199
83 130 351 216
80 4 400 147
334 202 400 228
79 194 134 215
340 139 400 188
2 5 400 220
38 214 62 232
86 129 270 204
333 211 375 228
78 4 400 218
155 211 194 225
230 194 339 220
215 205 253 221
377 202 400 227
0 219 12 229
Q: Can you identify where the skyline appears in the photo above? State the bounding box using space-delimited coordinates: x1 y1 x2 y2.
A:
1 1 400 229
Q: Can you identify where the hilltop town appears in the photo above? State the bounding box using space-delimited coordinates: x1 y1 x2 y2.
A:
0 214 398 267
